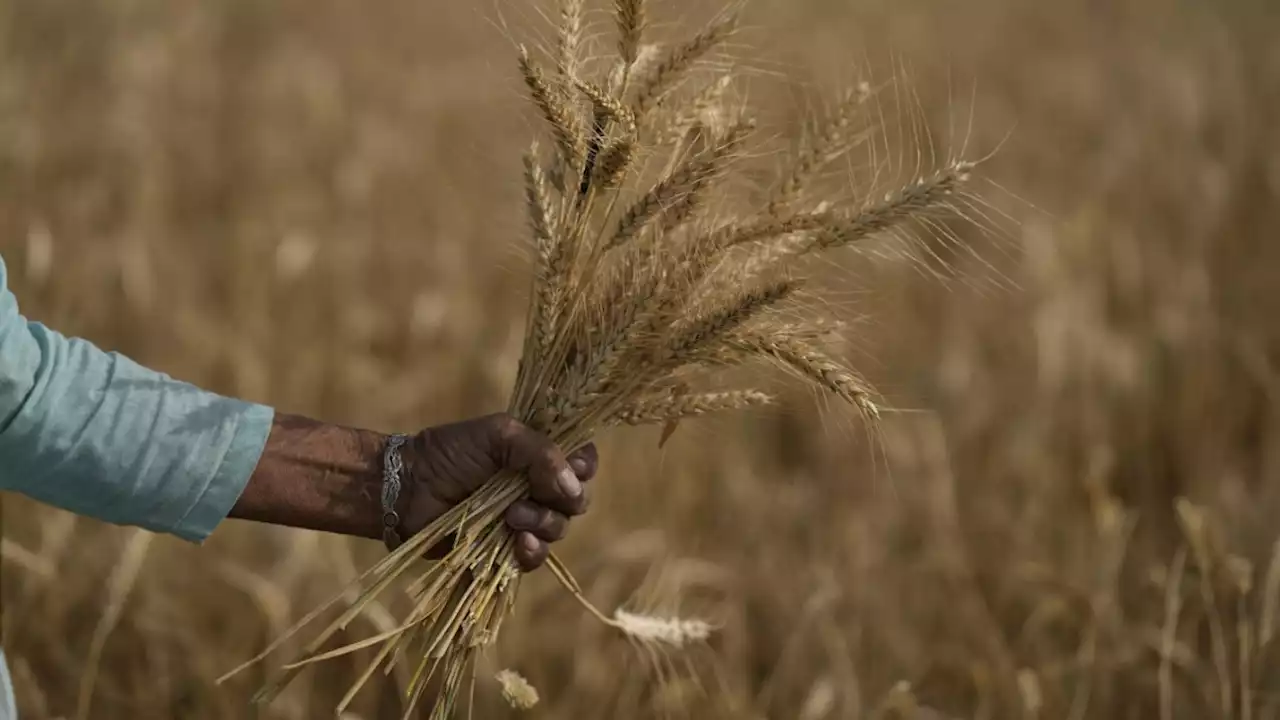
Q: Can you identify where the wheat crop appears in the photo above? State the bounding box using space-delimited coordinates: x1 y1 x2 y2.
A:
218 0 986 716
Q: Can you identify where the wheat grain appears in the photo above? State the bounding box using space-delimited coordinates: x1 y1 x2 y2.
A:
557 0 585 82
523 145 562 357
608 118 754 249
653 74 733 147
614 388 774 425
734 334 879 418
593 138 637 187
702 211 837 253
616 0 647 70
663 278 797 363
495 669 539 710
805 161 974 254
711 161 975 287
574 79 639 139
613 610 712 648
769 81 874 217
632 12 738 118
519 46 583 167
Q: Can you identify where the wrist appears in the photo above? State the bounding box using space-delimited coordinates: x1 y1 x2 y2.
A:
231 413 411 542
379 432 415 549
343 426 397 541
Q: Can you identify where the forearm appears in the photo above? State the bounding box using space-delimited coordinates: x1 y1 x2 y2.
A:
229 413 396 540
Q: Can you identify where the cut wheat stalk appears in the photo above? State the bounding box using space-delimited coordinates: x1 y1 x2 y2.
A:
221 1 989 716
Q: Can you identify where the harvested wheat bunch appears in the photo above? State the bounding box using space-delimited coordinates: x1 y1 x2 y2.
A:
222 0 988 716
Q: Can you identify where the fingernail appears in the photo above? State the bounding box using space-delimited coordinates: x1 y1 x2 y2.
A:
569 457 589 476
507 503 540 529
557 467 583 498
520 531 541 555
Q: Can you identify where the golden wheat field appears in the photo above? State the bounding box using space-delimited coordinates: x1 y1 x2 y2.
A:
1 0 1279 718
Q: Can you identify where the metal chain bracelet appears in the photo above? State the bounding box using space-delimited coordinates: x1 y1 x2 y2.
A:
381 433 409 551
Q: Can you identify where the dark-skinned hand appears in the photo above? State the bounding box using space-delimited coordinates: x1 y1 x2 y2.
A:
401 413 597 571
233 411 596 572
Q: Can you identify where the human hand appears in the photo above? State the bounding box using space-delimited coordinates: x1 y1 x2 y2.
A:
232 412 595 572
399 413 597 571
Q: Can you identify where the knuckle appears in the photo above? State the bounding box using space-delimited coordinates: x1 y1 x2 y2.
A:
572 444 599 477
542 444 564 468
532 505 555 530
504 500 539 530
517 539 548 571
489 412 523 440
545 513 569 540
560 486 589 516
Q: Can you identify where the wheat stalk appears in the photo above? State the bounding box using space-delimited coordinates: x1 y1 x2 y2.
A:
223 2 988 716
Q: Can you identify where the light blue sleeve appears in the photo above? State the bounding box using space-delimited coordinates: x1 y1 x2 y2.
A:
0 653 13 720
0 252 274 543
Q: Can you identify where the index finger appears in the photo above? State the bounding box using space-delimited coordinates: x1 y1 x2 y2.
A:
495 419 586 516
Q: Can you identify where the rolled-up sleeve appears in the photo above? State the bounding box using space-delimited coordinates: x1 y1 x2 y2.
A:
0 253 273 543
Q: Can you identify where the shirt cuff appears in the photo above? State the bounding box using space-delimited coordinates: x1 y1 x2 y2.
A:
169 401 275 543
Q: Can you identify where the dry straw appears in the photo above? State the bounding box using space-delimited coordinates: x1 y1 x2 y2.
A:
219 0 988 716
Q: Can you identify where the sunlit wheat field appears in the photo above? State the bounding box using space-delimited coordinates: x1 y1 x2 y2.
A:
1 0 1278 718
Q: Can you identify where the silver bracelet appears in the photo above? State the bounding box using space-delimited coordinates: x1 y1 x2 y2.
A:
381 433 409 551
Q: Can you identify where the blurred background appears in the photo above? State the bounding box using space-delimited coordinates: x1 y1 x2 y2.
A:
1 0 1279 718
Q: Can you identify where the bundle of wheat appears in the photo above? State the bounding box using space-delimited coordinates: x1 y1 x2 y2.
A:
220 0 986 716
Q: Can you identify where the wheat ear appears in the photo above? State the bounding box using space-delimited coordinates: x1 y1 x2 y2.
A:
768 82 873 216
616 0 647 70
631 12 738 118
519 45 583 168
614 389 774 426
523 145 564 358
734 334 879 418
557 0 585 82
609 118 754 249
